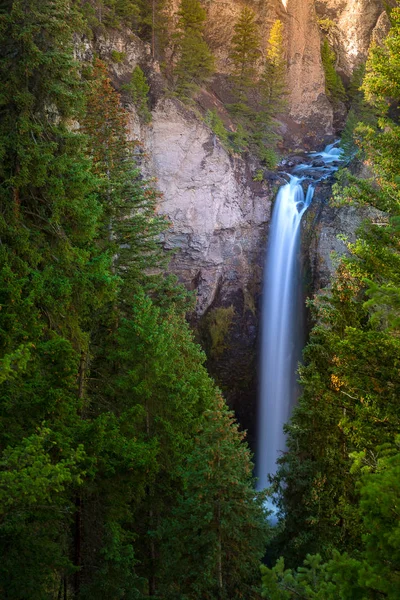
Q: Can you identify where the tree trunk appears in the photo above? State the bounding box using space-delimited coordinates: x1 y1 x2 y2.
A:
73 495 82 598
152 0 156 58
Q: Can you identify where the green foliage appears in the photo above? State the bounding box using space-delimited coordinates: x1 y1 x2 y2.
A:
80 0 141 30
321 38 346 102
229 123 250 153
264 443 400 599
122 65 152 123
355 443 400 598
340 108 359 158
340 65 377 159
137 0 171 60
260 20 287 114
259 146 279 168
173 0 214 99
82 59 166 279
0 1 111 594
253 19 287 163
261 552 367 599
229 6 260 101
78 1 170 60
160 396 270 599
205 108 230 148
317 17 336 34
206 305 235 356
110 49 126 62
253 169 264 182
228 17 285 164
362 7 400 110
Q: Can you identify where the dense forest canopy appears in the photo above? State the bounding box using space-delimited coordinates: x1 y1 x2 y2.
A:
0 1 269 597
1 0 400 599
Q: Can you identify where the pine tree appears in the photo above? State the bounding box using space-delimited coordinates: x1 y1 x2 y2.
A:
229 7 260 103
0 1 114 596
122 65 152 123
321 38 346 102
173 0 214 99
82 59 166 282
255 19 287 166
82 0 141 30
263 442 400 600
260 20 287 115
101 289 221 597
137 0 171 60
160 396 270 599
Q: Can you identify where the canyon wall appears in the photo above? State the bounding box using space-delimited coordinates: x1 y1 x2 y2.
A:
80 29 275 440
82 0 392 441
197 0 390 145
315 0 393 77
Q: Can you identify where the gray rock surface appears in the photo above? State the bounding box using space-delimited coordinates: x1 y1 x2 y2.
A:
315 0 393 76
307 190 386 290
143 98 271 315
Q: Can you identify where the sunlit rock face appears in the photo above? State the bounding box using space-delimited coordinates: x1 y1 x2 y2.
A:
315 0 393 77
284 0 334 142
144 97 271 317
191 0 334 144
80 30 271 319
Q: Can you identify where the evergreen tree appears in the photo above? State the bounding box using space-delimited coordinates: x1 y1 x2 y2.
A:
160 396 270 600
260 20 287 113
263 442 400 600
0 0 114 595
137 0 171 60
173 0 214 99
229 7 260 104
82 59 166 282
101 290 222 597
321 38 346 102
122 65 152 123
80 0 141 30
255 19 287 166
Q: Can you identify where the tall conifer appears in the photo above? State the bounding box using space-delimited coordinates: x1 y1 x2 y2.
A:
0 1 112 595
229 7 260 102
255 19 287 165
174 0 214 98
160 396 270 599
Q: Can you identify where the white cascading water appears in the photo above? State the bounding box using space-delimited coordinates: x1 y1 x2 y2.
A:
257 142 344 517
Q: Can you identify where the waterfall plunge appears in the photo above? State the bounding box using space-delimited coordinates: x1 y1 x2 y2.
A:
256 142 344 518
257 178 314 510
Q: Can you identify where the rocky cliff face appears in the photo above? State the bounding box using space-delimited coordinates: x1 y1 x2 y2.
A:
283 0 334 143
200 0 334 145
143 99 270 317
315 0 393 77
81 29 274 442
173 0 388 145
82 0 391 442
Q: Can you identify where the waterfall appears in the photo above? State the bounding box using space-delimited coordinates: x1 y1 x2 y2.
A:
257 142 343 517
